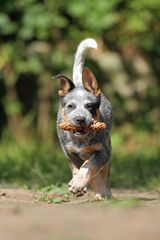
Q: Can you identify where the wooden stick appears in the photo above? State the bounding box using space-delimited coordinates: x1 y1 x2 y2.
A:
58 120 106 132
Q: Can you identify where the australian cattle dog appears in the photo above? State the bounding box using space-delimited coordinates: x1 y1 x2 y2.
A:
56 38 113 200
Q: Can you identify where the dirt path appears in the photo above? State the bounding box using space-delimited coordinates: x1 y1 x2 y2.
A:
0 188 160 240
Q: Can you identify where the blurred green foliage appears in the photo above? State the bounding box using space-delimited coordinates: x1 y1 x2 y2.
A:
0 129 159 189
0 134 71 188
0 0 159 188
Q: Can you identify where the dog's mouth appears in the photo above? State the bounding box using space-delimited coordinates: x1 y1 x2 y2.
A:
74 128 88 136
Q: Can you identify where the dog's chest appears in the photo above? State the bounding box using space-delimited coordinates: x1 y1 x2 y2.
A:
65 142 103 161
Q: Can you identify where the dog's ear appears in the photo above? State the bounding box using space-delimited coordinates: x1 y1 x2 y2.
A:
82 67 101 97
54 74 75 97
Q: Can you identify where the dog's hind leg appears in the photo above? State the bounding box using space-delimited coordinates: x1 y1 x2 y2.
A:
90 162 112 200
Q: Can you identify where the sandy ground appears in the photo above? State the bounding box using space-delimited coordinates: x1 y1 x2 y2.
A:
0 188 160 240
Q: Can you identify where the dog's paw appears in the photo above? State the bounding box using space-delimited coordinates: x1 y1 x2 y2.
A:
75 187 87 197
68 168 89 194
94 187 112 201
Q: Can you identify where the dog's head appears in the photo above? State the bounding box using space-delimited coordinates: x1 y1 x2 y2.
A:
56 67 101 137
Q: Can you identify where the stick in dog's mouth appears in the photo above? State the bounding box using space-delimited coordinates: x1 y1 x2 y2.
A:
58 120 106 133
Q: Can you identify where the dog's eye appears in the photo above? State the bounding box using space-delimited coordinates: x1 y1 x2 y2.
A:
85 103 98 115
67 103 75 109
85 103 94 109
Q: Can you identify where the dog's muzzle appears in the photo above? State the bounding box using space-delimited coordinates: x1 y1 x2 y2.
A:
74 116 86 128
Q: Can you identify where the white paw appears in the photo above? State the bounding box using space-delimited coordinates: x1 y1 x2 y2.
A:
68 168 89 194
95 187 112 201
94 193 105 201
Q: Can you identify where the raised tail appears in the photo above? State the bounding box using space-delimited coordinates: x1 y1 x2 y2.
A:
73 38 97 86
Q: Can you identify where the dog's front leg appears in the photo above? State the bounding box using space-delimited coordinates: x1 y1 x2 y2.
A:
68 159 87 196
68 165 90 194
69 152 109 195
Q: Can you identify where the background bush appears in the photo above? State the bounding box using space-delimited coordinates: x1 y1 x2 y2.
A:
0 0 159 188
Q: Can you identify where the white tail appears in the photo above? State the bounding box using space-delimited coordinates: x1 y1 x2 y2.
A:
73 38 97 86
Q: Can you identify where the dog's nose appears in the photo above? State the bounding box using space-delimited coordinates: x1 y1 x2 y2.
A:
75 116 86 125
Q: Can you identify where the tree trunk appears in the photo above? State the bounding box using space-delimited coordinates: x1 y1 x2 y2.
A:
37 75 53 143
3 63 25 139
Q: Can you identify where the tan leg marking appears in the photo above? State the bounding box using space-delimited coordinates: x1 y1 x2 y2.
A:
90 162 112 200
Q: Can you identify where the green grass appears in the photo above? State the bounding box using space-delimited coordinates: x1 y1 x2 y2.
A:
39 184 70 203
0 136 71 189
38 183 143 206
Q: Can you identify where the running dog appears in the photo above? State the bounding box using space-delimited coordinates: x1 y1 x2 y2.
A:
56 38 113 200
